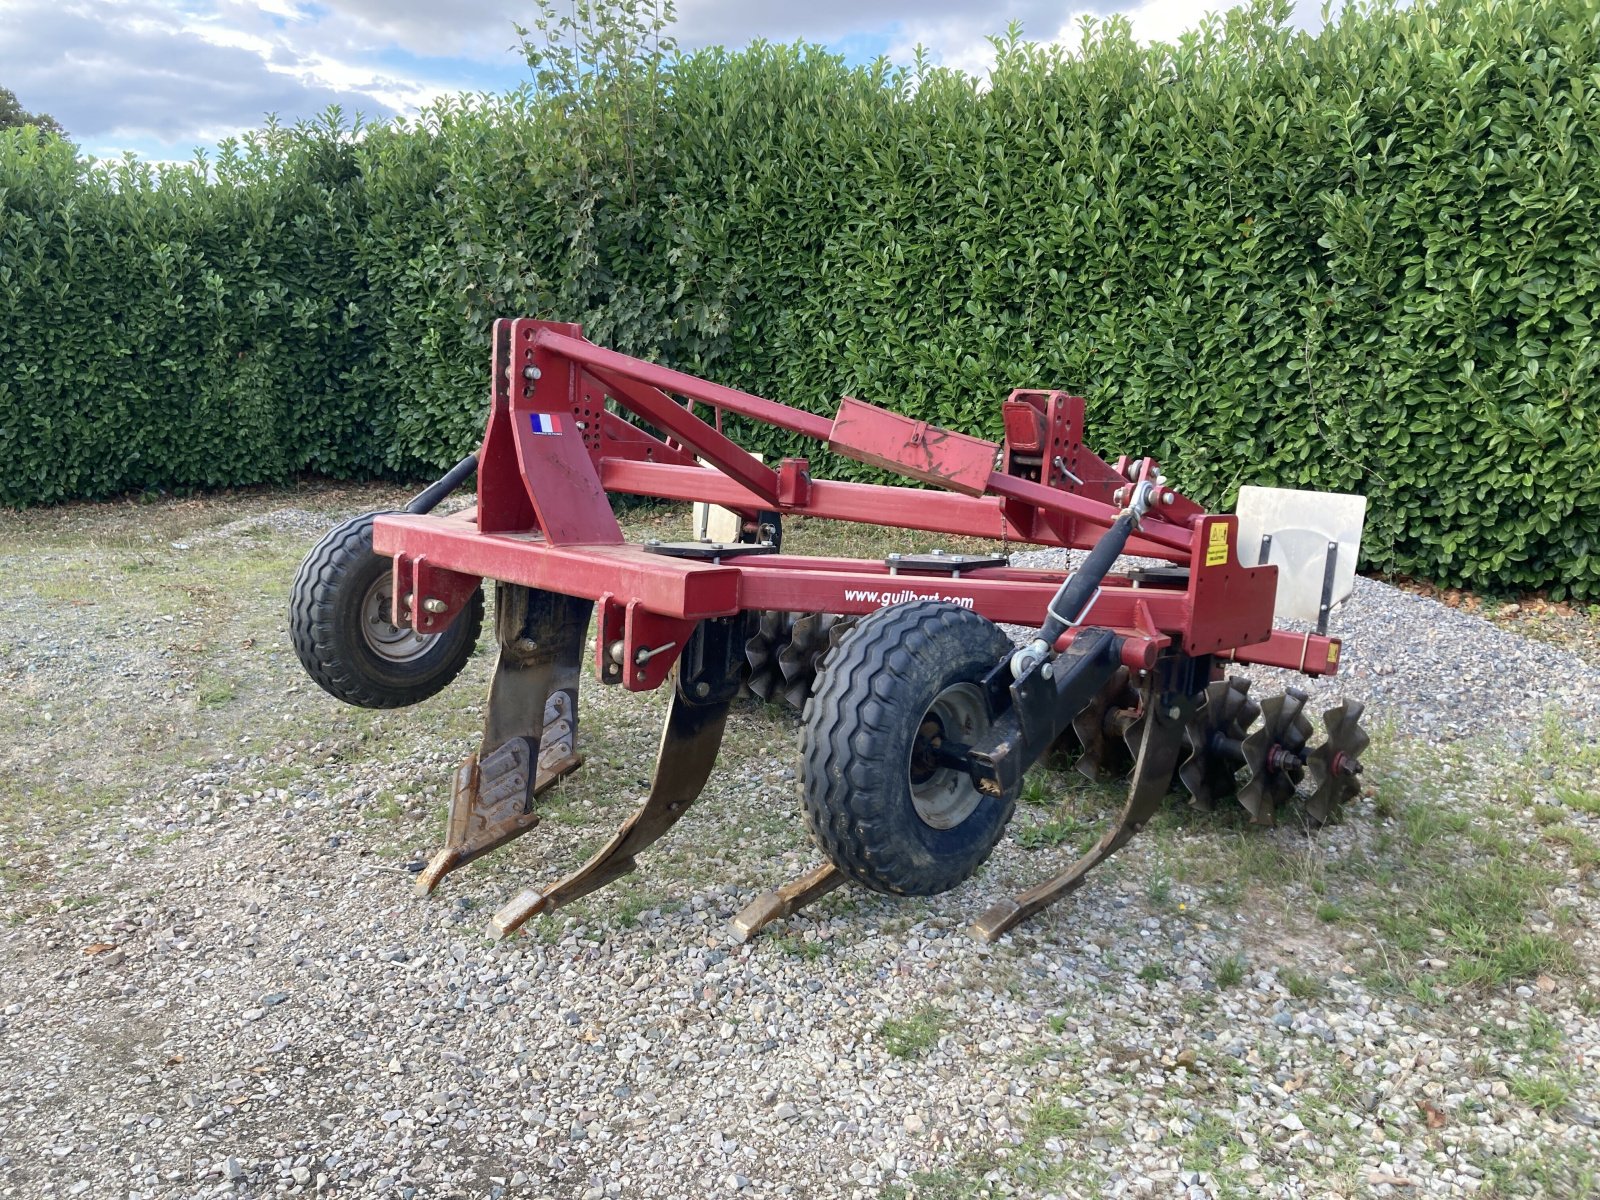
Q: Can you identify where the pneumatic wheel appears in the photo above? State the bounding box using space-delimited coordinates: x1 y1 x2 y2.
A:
800 600 1015 896
288 511 484 709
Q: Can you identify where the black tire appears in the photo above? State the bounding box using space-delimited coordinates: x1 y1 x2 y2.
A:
801 600 1015 896
288 511 484 709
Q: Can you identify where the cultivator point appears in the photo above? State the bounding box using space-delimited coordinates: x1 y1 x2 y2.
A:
290 319 1370 944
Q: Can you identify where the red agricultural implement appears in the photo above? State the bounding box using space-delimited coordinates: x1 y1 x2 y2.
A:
290 319 1369 942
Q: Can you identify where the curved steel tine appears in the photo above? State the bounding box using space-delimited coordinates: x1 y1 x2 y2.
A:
490 678 731 938
973 678 1189 942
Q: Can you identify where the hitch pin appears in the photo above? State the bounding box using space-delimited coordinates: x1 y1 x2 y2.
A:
633 640 679 666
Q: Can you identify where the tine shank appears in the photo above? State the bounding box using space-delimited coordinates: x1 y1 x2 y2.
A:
491 684 731 937
973 685 1187 942
417 586 591 894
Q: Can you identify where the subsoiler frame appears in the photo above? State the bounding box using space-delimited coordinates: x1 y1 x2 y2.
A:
375 319 1340 940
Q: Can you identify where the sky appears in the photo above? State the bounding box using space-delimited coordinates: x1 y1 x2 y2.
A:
0 0 1327 162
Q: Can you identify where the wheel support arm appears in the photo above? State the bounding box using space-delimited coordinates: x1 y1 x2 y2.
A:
966 629 1124 799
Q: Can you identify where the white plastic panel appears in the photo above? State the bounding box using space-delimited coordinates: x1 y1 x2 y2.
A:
693 454 763 543
1235 486 1367 626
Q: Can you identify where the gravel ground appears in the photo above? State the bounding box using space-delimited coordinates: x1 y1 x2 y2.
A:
1 490 1597 1200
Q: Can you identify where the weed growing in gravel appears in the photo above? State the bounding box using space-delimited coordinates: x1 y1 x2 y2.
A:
1213 954 1247 988
1026 1098 1085 1140
195 671 236 707
1484 1143 1600 1200
1178 1112 1242 1175
1019 771 1057 808
878 1159 996 1200
1137 962 1168 984
1013 815 1094 851
1280 968 1325 999
878 1005 949 1059
612 887 666 928
1314 900 1347 923
770 933 830 962
1507 1071 1574 1112
1554 784 1600 815
1545 824 1600 868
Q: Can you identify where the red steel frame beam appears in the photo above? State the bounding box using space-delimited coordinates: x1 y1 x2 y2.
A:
374 509 1339 676
535 326 1194 556
376 318 1341 692
597 460 1189 561
535 328 834 442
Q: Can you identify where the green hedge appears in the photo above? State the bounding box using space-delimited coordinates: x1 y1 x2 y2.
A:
2 0 1598 596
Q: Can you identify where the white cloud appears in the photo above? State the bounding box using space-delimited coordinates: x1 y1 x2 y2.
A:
887 0 1326 78
0 0 472 154
0 0 1333 158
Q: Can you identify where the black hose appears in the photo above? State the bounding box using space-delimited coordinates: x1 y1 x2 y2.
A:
1037 510 1138 647
405 454 480 515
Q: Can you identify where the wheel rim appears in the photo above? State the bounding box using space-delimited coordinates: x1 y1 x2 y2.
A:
908 682 989 830
360 575 438 663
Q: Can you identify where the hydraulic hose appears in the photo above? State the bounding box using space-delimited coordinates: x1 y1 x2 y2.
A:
1038 508 1140 647
1011 480 1156 679
405 454 480 515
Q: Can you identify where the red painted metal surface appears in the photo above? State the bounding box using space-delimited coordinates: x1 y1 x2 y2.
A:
373 319 1345 690
829 396 998 497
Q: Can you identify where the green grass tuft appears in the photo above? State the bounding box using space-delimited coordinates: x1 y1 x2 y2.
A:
879 1005 949 1060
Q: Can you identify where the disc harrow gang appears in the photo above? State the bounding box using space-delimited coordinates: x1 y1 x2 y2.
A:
742 610 856 709
290 318 1372 947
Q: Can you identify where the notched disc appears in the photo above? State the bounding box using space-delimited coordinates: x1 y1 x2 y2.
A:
1072 666 1142 783
1179 676 1260 811
1304 699 1370 825
1239 687 1313 825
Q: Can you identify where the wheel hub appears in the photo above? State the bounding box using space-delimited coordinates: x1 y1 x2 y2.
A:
360 576 438 663
908 682 988 830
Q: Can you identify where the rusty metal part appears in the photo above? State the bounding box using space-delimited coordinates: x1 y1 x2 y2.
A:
416 584 591 894
1178 677 1260 810
973 673 1190 941
1071 666 1142 782
1238 687 1313 825
488 616 747 937
1304 699 1369 825
728 863 846 942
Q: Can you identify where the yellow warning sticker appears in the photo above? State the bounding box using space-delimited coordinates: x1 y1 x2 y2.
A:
1328 642 1340 665
1205 523 1230 567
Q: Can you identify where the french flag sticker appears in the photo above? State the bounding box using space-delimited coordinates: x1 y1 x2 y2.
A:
528 412 563 436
